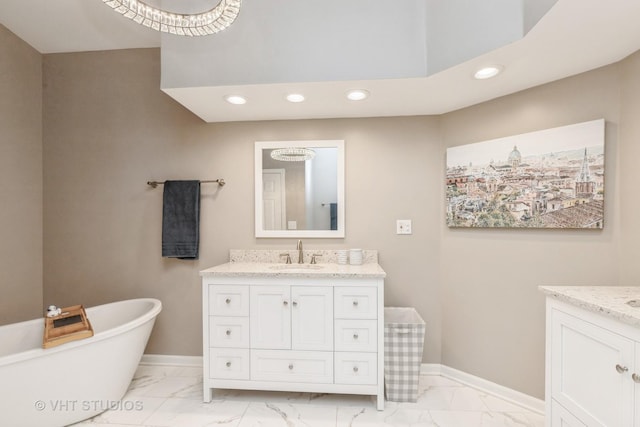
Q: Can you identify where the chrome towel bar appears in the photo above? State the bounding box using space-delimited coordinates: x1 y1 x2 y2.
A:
147 179 225 188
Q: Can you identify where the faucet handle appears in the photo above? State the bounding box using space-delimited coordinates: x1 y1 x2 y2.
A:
280 253 292 264
310 253 322 264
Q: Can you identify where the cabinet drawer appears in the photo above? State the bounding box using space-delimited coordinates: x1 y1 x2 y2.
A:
251 350 333 384
209 285 249 316
335 319 377 352
210 316 250 348
210 348 250 380
334 287 377 319
334 352 377 385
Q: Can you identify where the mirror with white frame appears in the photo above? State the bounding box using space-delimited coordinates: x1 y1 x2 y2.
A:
255 140 345 238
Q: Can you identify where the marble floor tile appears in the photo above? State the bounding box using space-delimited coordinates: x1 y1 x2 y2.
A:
418 375 466 388
448 387 491 411
480 394 533 413
403 380 492 412
501 412 545 427
143 398 249 427
72 423 144 427
337 406 437 427
238 402 338 427
429 410 545 427
428 410 486 427
86 396 166 425
77 366 545 427
126 375 202 399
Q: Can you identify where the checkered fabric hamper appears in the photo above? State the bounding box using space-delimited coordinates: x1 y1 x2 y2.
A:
384 307 425 402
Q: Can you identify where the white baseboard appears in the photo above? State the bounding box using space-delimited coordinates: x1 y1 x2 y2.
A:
139 355 543 414
421 363 544 415
140 354 203 367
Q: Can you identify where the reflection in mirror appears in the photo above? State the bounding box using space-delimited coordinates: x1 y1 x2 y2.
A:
255 140 345 238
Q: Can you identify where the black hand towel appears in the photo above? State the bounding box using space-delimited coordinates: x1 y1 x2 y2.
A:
162 180 200 259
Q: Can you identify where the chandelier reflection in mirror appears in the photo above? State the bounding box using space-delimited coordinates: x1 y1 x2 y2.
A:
101 0 242 36
270 147 316 162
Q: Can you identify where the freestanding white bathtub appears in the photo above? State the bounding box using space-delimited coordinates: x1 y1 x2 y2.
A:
0 298 162 427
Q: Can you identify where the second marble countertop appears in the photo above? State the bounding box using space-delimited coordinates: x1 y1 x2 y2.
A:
539 285 640 327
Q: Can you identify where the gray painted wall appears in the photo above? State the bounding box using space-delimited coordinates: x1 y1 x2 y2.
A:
0 25 43 324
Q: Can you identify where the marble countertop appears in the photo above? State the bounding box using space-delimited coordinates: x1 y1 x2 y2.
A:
200 262 386 279
539 286 640 327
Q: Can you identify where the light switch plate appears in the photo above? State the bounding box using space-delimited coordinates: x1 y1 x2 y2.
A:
396 219 412 234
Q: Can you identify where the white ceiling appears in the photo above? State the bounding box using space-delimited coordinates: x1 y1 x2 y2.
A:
2 0 640 122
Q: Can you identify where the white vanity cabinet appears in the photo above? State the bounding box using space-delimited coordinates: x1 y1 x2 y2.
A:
202 269 385 410
544 292 640 427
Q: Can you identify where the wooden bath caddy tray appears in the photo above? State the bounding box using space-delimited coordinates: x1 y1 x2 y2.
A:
43 305 94 349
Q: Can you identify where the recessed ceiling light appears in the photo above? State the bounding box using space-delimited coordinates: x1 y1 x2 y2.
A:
286 93 305 103
224 95 247 105
346 89 370 101
474 66 502 80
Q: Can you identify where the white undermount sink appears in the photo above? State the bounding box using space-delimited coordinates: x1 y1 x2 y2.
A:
269 264 325 271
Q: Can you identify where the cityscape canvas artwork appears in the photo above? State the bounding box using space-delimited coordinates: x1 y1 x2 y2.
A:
446 119 605 229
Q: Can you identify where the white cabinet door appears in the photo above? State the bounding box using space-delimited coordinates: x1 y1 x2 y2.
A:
551 309 635 427
250 286 291 349
291 286 333 351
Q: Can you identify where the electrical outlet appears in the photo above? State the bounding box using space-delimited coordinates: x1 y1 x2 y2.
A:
396 219 412 235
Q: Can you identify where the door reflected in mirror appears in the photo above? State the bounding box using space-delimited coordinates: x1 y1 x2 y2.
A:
255 140 345 238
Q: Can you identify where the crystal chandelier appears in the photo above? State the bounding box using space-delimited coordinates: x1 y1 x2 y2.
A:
270 148 316 162
101 0 242 36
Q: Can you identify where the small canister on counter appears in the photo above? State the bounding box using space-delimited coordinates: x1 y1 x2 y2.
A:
349 248 363 265
337 250 349 265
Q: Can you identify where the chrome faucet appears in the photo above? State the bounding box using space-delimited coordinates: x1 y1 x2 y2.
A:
297 239 303 264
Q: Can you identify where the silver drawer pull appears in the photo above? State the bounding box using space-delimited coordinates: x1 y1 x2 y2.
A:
225 329 231 336
288 364 294 370
225 298 231 304
353 300 359 307
353 366 359 373
292 301 298 307
633 373 640 383
616 364 629 374
283 300 289 306
353 333 359 340
226 361 231 368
